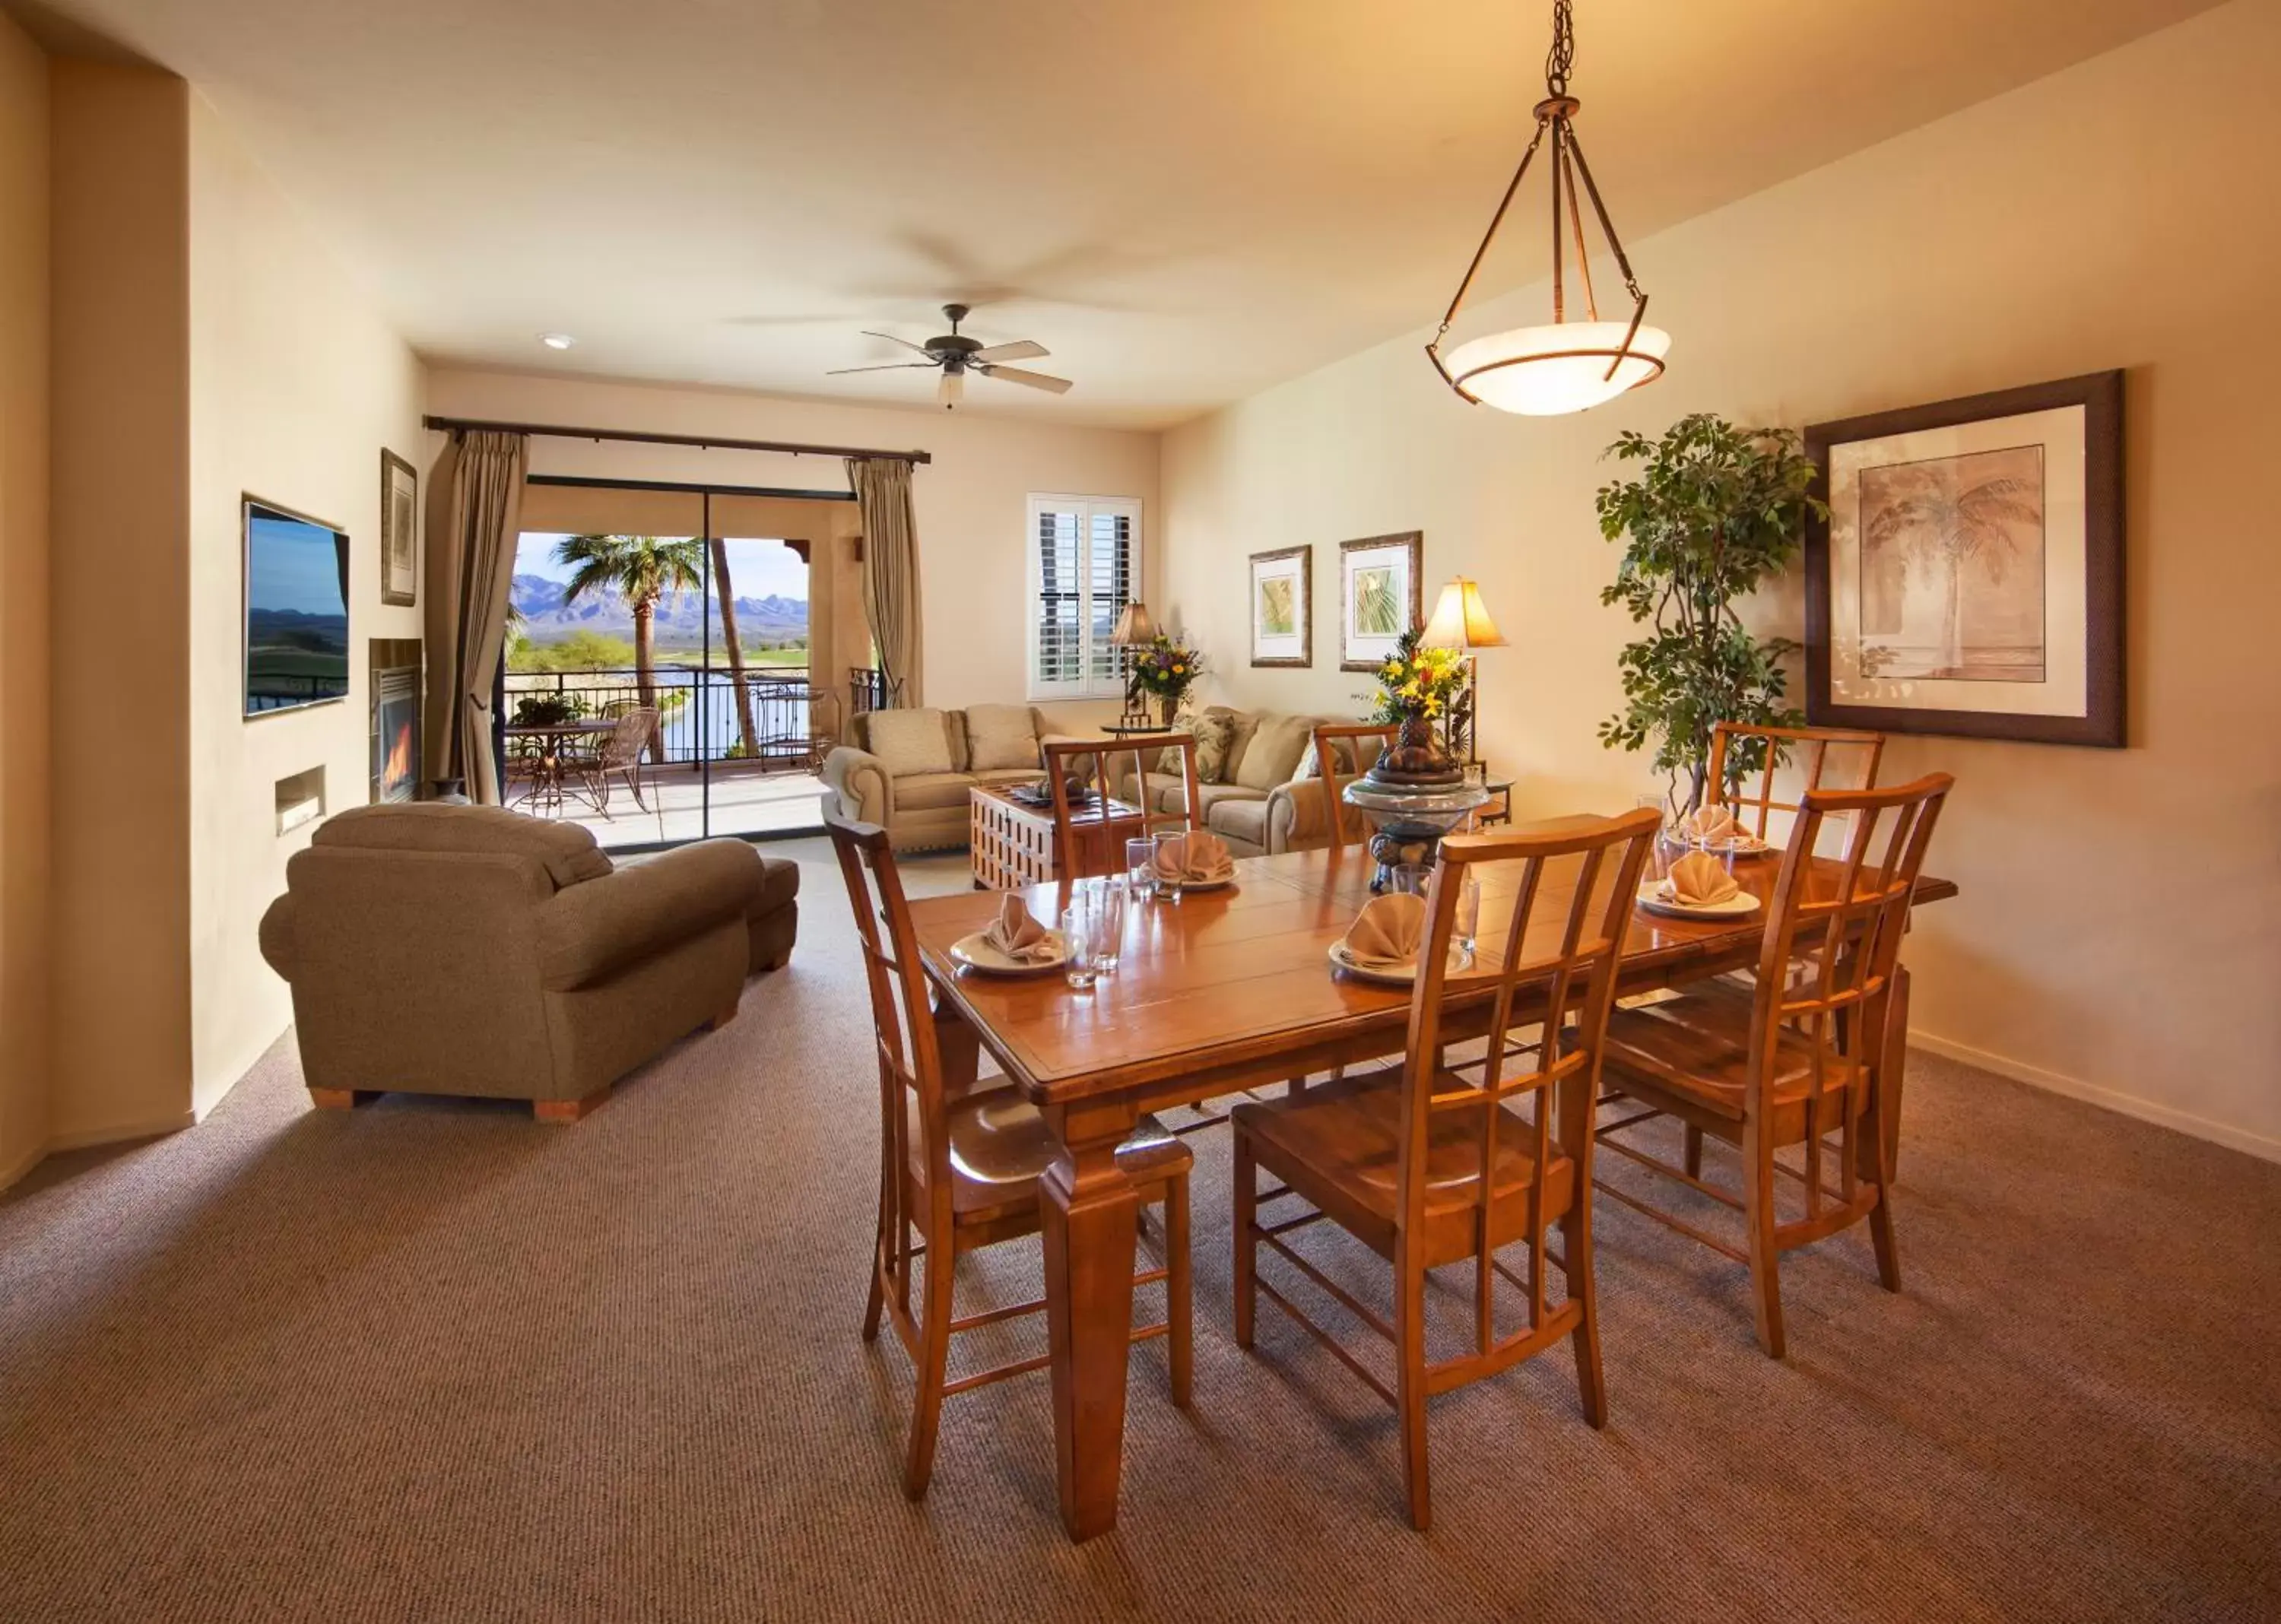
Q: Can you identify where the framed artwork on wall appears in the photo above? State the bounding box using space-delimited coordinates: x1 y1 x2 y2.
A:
1804 370 2124 747
1337 531 1422 671
1248 545 1311 667
379 448 418 607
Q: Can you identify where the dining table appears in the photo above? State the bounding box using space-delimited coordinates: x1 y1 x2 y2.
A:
904 822 1958 1541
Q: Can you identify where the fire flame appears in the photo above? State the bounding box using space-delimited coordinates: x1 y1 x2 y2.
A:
383 722 414 791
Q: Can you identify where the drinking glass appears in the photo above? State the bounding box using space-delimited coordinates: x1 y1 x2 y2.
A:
1452 874 1481 959
1391 862 1434 897
1091 876 1126 974
1126 836 1158 901
1060 891 1099 989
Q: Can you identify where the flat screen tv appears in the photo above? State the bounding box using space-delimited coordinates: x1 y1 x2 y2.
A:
244 496 351 716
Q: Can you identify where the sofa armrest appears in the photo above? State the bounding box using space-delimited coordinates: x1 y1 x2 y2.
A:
537 839 761 991
259 892 296 981
822 745 893 823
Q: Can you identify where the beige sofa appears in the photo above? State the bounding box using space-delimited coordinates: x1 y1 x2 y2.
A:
258 804 799 1121
1112 706 1385 858
820 704 1059 852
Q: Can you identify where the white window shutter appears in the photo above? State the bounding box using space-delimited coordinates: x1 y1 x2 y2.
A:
1027 495 1141 702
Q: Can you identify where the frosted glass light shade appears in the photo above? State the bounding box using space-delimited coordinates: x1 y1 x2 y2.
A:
1420 578 1506 650
1443 320 1670 416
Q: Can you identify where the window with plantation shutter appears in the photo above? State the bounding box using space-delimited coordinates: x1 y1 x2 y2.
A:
1026 493 1141 701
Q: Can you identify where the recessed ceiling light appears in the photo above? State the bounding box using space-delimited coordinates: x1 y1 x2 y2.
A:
538 332 576 350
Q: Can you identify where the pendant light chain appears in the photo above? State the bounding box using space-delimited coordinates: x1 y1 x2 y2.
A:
1544 0 1574 97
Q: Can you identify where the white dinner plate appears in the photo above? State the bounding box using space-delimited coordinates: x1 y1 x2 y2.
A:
949 930 1071 976
1636 881 1761 921
1327 940 1473 986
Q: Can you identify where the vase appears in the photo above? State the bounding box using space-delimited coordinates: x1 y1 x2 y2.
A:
1157 696 1179 728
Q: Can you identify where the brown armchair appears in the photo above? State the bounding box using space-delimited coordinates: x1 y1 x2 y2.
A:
259 804 799 1121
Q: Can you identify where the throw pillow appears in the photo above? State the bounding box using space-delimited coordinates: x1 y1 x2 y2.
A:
1235 713 1315 791
1188 711 1240 784
963 704 1040 772
865 709 955 778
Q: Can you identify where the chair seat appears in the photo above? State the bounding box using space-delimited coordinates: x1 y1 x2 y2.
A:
906 1086 1190 1226
1601 988 1864 1142
1232 1070 1575 1269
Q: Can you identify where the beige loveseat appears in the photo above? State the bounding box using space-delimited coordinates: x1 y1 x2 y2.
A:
820 704 1058 852
258 804 799 1121
1112 706 1385 858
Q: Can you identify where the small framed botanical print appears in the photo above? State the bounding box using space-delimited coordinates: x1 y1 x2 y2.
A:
1248 545 1311 668
1338 531 1423 671
380 449 418 607
1805 371 2123 747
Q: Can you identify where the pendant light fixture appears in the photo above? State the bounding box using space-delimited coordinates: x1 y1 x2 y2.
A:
1425 0 1669 415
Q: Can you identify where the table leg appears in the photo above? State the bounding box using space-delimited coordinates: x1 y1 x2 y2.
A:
1040 1095 1141 1542
934 1006 982 1104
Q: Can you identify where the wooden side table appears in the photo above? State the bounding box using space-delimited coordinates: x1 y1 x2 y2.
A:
969 785 1150 890
1475 778 1515 826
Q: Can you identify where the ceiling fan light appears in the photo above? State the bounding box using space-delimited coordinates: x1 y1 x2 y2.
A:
1442 320 1669 416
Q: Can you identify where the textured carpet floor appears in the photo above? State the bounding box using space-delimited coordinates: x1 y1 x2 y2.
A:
3 839 2276 1622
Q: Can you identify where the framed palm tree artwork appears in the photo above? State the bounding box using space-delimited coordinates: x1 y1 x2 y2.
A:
1249 545 1311 667
1804 371 2123 747
1338 532 1423 671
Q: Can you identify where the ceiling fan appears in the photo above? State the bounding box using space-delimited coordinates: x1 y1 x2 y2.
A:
827 303 1073 408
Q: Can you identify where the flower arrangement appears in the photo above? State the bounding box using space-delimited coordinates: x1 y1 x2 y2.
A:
1365 627 1467 728
1127 633 1206 723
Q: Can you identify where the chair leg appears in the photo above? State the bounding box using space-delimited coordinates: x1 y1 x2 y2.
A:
1560 1201 1609 1429
1232 1129 1258 1350
1742 1122 1786 1359
903 1237 953 1500
1683 1124 1704 1179
1166 1176 1193 1409
1395 1242 1432 1533
1863 1081 1903 1293
862 1172 890 1344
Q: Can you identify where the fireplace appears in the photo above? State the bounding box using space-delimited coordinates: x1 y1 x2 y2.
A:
370 639 422 804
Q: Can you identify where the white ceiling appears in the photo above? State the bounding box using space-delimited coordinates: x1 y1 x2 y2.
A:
22 0 2221 427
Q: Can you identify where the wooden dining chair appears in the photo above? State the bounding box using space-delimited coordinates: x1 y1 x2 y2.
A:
1592 773 1950 1359
827 815 1194 1499
1311 722 1398 847
1705 721 1885 844
1042 733 1201 880
1230 808 1660 1531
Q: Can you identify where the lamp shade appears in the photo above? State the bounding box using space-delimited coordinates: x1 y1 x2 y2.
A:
1109 601 1158 646
1442 320 1670 416
1420 578 1508 651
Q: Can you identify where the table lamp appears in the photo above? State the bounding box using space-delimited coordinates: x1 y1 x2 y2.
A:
1109 602 1160 728
1420 577 1505 766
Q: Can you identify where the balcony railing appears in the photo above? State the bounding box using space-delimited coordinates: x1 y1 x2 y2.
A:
502 665 843 770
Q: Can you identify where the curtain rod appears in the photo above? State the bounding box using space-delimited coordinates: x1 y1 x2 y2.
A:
421 414 931 465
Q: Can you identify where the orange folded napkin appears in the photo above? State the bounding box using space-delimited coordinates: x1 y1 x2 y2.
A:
984 893 1059 962
1683 801 1742 846
1153 830 1235 885
1341 892 1427 970
1660 850 1742 906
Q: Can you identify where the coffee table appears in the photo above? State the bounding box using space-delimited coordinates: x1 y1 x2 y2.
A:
968 783 1144 890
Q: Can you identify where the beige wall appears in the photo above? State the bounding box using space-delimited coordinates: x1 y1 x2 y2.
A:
0 10 50 1184
186 95 427 1114
424 369 1159 726
1162 0 2281 1157
47 60 195 1149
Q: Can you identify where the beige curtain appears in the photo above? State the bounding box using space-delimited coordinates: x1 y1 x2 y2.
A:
846 456 922 708
422 430 528 803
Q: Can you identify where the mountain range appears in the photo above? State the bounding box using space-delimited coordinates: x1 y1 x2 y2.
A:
510 573 808 643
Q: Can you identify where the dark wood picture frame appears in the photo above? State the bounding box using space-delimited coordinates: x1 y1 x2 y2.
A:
379 448 418 607
1804 370 2124 748
1337 531 1423 672
1248 544 1312 668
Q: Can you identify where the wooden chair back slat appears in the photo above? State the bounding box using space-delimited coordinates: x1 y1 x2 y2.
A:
1042 734 1201 880
1397 809 1660 1353
1706 721 1886 843
1312 723 1400 847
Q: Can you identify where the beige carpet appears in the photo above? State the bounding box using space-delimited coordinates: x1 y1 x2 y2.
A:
3 838 2276 1622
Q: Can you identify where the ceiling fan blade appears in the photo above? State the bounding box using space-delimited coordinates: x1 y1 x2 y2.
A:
826 362 936 376
970 339 1048 363
979 363 1074 395
860 330 934 357
937 371 964 407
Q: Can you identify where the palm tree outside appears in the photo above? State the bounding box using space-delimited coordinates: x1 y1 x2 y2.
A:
709 538 761 760
554 533 706 758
